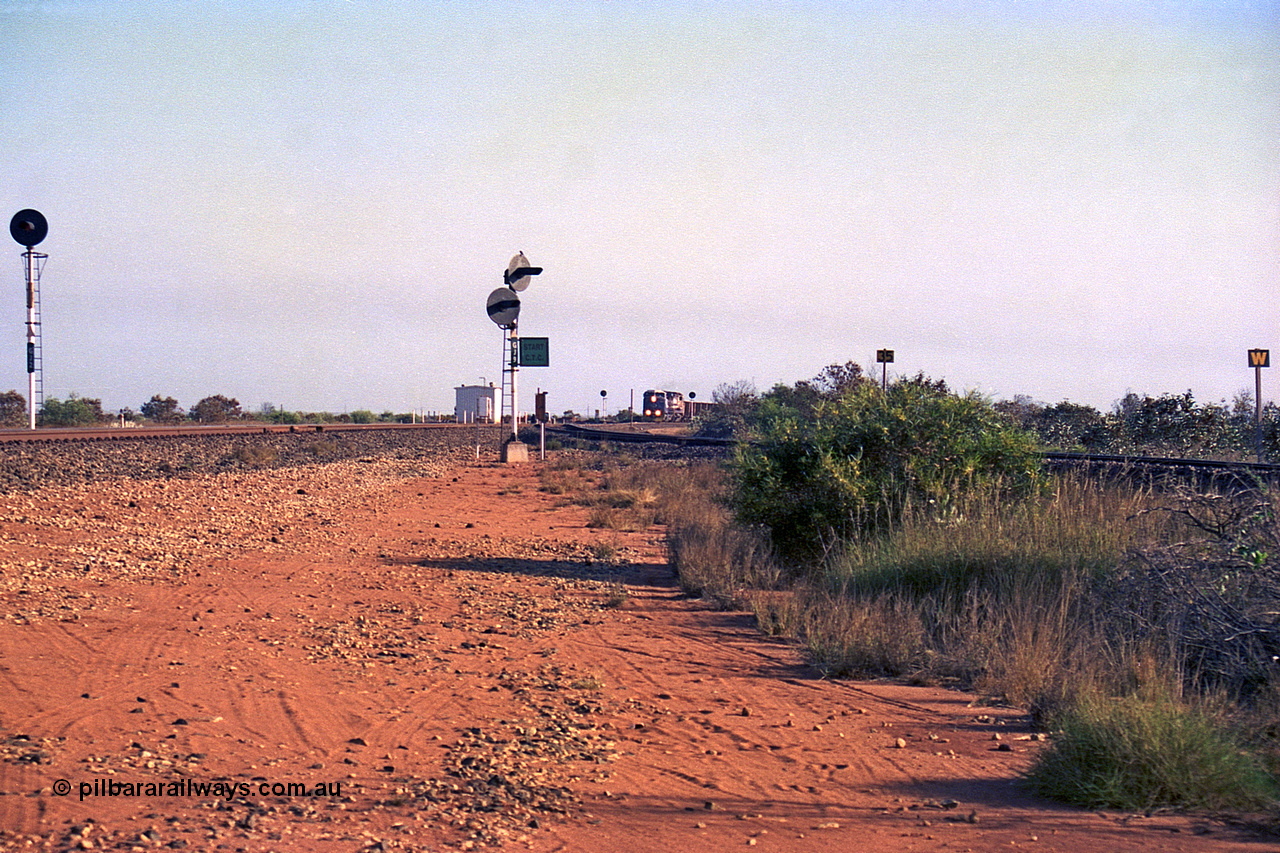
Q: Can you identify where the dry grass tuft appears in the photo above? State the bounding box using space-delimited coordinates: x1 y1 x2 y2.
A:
570 673 606 691
235 444 279 467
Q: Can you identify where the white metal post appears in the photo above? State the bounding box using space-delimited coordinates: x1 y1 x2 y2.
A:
1256 363 1264 463
24 250 36 430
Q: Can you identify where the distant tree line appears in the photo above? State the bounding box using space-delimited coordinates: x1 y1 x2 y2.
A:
7 374 1279 459
693 363 1280 462
994 390 1280 459
0 390 429 428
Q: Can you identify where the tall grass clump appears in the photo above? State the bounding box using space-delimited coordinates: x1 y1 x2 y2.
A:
799 478 1145 704
669 509 780 608
797 590 931 678
1026 693 1278 811
825 474 1145 599
815 477 1173 701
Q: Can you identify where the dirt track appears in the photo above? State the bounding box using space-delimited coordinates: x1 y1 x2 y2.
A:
0 454 1270 852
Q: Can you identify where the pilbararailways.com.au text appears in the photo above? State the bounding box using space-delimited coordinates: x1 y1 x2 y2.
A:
57 778 344 801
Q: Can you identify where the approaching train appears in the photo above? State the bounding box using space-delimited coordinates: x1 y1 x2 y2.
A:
641 390 717 421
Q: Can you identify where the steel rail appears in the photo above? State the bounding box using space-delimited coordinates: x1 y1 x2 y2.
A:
0 422 464 444
5 420 1279 488
550 424 1280 482
548 423 734 447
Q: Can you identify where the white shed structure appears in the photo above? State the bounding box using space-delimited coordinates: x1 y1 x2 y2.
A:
454 384 497 423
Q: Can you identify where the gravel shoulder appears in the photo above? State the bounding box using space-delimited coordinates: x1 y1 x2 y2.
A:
0 441 1269 851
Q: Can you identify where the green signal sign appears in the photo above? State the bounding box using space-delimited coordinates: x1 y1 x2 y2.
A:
519 337 549 367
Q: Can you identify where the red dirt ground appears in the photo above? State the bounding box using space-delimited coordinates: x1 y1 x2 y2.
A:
0 456 1273 852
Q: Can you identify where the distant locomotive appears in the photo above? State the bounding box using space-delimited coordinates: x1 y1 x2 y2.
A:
642 390 685 421
641 390 716 421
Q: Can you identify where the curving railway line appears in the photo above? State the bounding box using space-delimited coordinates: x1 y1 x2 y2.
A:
549 423 1280 489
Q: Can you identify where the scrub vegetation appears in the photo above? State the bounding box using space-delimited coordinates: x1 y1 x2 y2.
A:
591 363 1280 818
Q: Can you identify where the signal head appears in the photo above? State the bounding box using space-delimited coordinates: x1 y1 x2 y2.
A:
10 209 47 247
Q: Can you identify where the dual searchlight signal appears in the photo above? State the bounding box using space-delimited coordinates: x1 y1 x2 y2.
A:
486 253 545 462
10 209 48 430
485 252 542 328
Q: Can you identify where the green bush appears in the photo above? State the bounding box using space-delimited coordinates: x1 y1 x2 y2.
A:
1026 695 1277 811
263 409 303 425
728 378 1043 560
39 394 104 427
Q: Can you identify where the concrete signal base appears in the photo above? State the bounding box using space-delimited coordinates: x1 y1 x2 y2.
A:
500 440 529 463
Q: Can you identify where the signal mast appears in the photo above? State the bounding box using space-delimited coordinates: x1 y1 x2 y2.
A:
10 210 48 430
485 252 542 462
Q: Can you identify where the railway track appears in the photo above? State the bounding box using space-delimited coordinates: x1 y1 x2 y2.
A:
2 420 1277 489
548 423 734 447
1040 450 1280 490
550 423 1280 487
0 421 461 444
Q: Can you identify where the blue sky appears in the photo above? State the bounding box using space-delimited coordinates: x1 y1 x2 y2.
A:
2 1 1276 417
